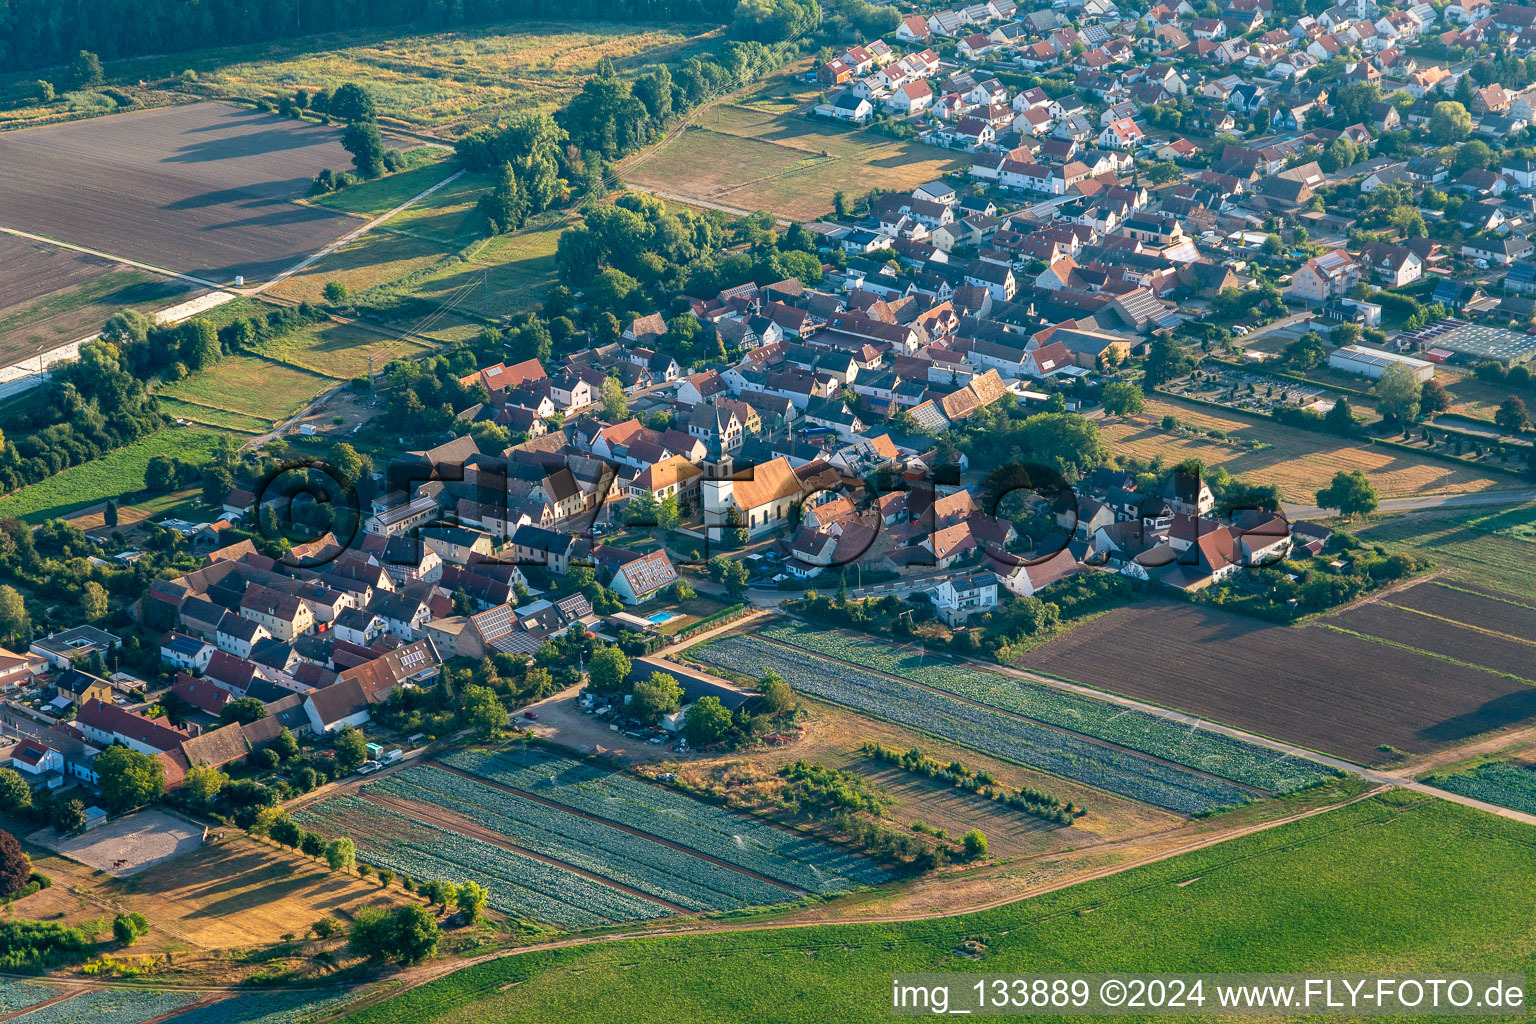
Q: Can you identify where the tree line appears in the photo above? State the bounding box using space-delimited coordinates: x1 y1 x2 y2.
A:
2 0 739 72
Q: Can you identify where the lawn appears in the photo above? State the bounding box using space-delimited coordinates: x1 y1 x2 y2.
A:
0 427 221 523
1104 396 1506 501
337 795 1536 1023
623 100 967 220
203 22 722 129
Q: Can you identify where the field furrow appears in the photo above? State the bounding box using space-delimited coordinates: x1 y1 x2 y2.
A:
690 636 1255 815
758 623 1338 793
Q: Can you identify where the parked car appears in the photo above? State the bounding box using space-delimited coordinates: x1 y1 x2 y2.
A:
357 761 383 775
523 710 539 720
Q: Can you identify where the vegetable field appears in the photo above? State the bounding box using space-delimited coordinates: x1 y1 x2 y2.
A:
689 636 1255 815
292 795 667 928
13 990 199 1024
759 623 1338 793
0 983 61 1016
367 766 797 912
1425 762 1536 816
161 990 361 1024
441 748 892 891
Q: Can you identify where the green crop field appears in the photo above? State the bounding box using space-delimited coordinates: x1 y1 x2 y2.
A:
404 211 575 318
1358 504 1536 596
0 427 222 523
337 795 1533 1024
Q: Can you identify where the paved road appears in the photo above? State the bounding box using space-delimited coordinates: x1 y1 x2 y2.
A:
1283 487 1536 519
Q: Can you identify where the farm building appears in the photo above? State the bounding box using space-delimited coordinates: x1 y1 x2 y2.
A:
1328 345 1434 381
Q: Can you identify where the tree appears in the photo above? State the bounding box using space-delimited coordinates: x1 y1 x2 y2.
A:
331 442 370 486
962 829 989 860
1146 161 1181 185
334 726 368 773
183 764 228 804
300 830 325 858
80 581 108 622
455 880 489 922
478 161 529 234
600 377 629 420
324 281 349 303
1315 469 1379 519
325 837 356 872
1142 335 1195 391
0 769 30 815
1375 363 1422 425
34 80 55 103
72 50 103 88
1419 377 1449 416
329 82 377 123
95 745 165 811
112 912 149 946
1324 396 1356 436
631 671 684 723
459 684 507 740
1496 395 1530 434
201 465 233 509
1429 101 1473 144
832 190 849 218
683 696 734 745
758 671 795 714
1284 333 1327 369
1099 382 1145 416
220 697 267 725
103 500 118 528
588 646 631 695
0 587 25 643
342 119 387 178
270 727 300 762
0 832 28 898
51 799 85 834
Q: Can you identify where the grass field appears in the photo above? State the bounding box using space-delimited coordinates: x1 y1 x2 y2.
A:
336 795 1536 1023
624 101 967 220
0 427 221 523
1359 504 1536 595
204 22 721 130
311 164 490 247
406 211 576 317
1105 396 1506 501
157 355 333 427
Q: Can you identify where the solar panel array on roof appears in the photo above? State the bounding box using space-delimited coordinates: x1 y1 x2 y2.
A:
1406 319 1536 364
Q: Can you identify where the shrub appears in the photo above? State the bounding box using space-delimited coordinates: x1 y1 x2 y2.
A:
112 912 149 946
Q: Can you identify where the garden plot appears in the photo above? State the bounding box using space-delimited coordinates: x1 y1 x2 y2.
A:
367 766 797 912
0 982 64 1016
758 623 1339 793
159 990 360 1024
442 747 893 891
293 794 667 928
690 636 1255 815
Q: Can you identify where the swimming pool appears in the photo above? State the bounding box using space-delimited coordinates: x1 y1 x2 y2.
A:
646 611 680 625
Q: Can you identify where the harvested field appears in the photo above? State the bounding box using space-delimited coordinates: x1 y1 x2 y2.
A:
1388 580 1536 638
31 809 201 876
0 237 197 367
1104 397 1505 500
0 103 360 285
625 103 966 220
1329 600 1536 681
1019 602 1536 763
